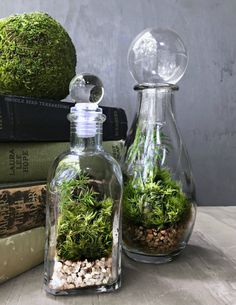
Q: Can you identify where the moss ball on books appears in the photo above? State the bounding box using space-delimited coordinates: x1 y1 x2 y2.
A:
0 12 76 100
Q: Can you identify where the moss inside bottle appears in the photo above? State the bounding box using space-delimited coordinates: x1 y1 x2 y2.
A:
44 74 123 295
122 28 196 263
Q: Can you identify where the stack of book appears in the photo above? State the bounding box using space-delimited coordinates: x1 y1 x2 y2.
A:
0 94 127 283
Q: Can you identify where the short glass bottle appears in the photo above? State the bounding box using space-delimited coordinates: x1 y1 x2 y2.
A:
44 74 123 295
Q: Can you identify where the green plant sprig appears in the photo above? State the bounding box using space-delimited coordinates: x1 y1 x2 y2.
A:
56 173 113 261
123 168 190 230
124 125 190 230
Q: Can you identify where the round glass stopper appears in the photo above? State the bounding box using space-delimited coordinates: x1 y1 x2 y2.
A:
69 73 104 104
128 28 188 84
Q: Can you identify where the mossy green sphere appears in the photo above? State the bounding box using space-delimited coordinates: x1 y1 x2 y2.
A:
0 12 76 100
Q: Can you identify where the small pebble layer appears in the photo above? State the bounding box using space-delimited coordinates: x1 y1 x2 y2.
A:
124 221 188 254
49 257 112 290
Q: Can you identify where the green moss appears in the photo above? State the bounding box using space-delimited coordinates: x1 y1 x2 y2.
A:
123 125 190 230
56 173 113 261
123 168 190 230
0 12 76 99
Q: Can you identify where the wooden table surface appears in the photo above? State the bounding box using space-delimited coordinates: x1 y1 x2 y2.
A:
0 207 236 305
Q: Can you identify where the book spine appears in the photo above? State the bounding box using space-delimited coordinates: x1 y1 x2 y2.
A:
0 140 124 183
0 142 70 183
0 95 127 141
0 227 45 284
0 184 46 238
0 180 46 189
0 95 13 140
103 140 124 162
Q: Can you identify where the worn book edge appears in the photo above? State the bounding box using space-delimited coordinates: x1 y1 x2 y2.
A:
0 227 45 284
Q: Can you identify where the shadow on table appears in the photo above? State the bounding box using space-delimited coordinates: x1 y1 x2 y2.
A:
122 231 236 286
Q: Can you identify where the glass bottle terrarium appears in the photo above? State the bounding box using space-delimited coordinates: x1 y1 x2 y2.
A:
44 74 123 295
122 28 196 263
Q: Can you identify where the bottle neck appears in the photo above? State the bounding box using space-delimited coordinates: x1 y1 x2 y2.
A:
70 121 103 152
68 106 105 153
137 86 174 127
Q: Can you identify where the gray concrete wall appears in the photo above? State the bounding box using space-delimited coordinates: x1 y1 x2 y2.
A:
0 0 235 205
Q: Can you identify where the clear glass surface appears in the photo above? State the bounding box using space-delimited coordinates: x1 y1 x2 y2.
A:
44 76 123 294
69 73 104 104
128 28 188 84
45 149 123 294
122 86 196 263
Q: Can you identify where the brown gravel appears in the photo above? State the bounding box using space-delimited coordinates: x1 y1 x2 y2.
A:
124 219 190 254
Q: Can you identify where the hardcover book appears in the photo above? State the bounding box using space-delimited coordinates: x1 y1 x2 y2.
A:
0 140 124 183
0 184 46 238
0 94 127 142
0 227 45 284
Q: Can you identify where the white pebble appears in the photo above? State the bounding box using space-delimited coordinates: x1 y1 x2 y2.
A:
67 275 73 283
75 276 83 287
95 261 102 267
74 264 81 273
78 269 85 277
106 257 112 267
63 265 70 274
85 273 92 280
50 277 66 290
71 273 77 280
67 283 75 289
54 261 62 271
102 278 109 284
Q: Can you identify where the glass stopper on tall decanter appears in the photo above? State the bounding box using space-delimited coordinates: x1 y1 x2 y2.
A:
44 73 123 295
122 28 196 263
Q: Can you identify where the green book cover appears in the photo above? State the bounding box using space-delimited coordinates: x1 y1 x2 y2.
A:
0 142 70 183
0 141 124 183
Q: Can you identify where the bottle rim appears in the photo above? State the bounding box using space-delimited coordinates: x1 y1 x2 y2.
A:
134 83 179 91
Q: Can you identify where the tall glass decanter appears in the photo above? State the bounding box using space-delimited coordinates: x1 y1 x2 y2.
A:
44 73 123 295
122 28 196 263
